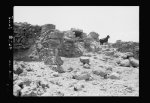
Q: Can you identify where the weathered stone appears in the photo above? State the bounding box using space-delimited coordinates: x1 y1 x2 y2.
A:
23 80 32 86
27 45 40 60
74 42 86 53
73 72 91 80
26 67 33 72
84 38 100 53
41 92 52 96
108 72 120 79
74 83 84 91
57 56 64 66
114 52 127 59
57 29 86 57
119 59 131 67
90 41 100 52
22 91 38 97
120 54 128 59
59 40 81 57
88 32 99 41
129 57 139 67
93 56 98 59
13 74 18 81
18 82 24 89
83 64 90 69
114 52 134 59
13 67 23 75
52 72 59 77
21 86 38 96
44 51 64 66
93 69 101 75
92 69 107 78
63 30 75 40
115 58 123 64
105 66 113 72
47 30 64 40
71 28 83 32
80 57 90 65
46 39 61 48
125 52 134 58
52 66 65 73
70 28 86 40
67 67 74 72
27 27 64 63
13 84 22 96
14 79 24 86
105 51 115 56
41 24 55 33
39 80 49 89
18 63 33 72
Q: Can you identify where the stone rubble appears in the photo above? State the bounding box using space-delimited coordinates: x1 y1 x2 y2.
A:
13 50 139 96
13 24 139 96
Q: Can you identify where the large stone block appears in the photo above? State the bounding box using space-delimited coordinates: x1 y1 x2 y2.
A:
129 57 139 67
119 59 131 67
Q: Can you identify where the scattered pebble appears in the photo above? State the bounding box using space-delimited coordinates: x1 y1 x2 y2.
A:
13 45 139 96
108 72 120 79
67 67 74 72
74 83 84 91
80 57 90 65
83 64 90 69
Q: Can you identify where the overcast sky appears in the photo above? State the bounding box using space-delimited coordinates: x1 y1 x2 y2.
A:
14 6 139 43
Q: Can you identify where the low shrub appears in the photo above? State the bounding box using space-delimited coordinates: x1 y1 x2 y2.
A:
112 41 139 59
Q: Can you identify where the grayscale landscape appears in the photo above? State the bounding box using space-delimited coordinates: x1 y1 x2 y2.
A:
12 22 139 96
11 6 139 97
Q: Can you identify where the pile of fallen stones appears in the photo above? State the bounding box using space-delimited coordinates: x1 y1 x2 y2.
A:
114 52 139 68
79 56 120 80
13 48 139 96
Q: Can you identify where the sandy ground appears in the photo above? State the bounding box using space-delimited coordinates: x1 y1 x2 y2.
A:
13 51 139 96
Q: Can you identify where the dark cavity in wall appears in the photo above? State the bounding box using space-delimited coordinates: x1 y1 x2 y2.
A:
72 30 83 38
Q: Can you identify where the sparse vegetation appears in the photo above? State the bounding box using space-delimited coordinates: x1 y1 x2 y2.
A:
112 40 139 60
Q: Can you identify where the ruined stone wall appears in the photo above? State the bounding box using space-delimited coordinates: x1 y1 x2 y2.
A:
13 23 102 63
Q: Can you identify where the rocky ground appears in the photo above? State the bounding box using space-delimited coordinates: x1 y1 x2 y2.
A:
13 45 139 96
